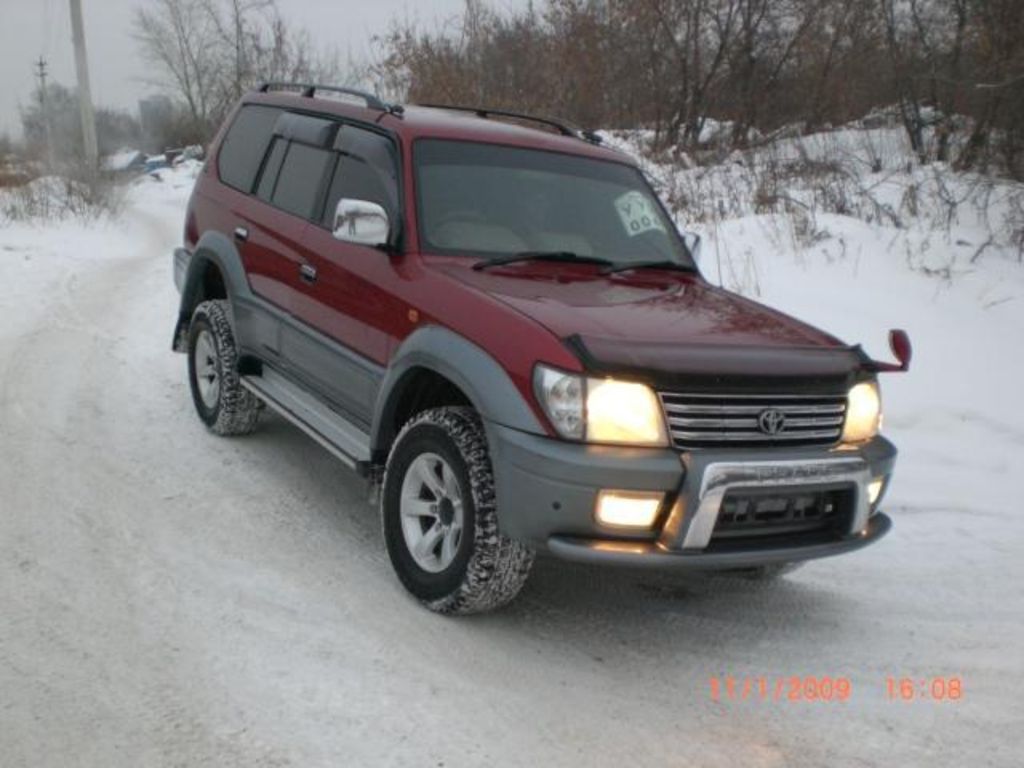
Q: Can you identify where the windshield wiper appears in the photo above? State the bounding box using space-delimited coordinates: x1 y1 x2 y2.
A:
472 251 614 272
600 259 697 275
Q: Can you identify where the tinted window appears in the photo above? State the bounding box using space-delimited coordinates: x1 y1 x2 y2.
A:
322 127 399 227
217 105 283 192
414 140 691 267
271 142 333 218
256 137 287 201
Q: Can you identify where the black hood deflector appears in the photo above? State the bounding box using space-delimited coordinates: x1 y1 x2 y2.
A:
566 334 870 393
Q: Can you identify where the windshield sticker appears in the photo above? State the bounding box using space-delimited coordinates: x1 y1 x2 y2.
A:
615 191 667 237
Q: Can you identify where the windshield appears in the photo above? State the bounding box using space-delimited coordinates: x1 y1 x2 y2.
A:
414 139 693 268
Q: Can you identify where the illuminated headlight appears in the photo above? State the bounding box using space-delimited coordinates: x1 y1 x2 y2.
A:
842 381 882 443
533 365 668 446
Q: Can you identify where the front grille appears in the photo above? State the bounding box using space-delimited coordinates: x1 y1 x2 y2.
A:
711 487 851 541
659 392 847 449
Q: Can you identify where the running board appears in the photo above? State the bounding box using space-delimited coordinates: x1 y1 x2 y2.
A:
241 368 372 472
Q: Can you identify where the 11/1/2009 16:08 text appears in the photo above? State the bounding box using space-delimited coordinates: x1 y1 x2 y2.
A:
709 676 964 703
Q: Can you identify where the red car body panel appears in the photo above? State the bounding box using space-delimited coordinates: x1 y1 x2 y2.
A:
429 261 844 348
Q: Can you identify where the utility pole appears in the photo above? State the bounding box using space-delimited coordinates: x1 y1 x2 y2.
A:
34 56 56 170
68 0 99 169
34 56 48 99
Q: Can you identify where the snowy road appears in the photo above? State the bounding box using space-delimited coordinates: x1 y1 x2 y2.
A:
1 175 1022 767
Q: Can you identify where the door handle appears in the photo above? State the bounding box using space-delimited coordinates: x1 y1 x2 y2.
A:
299 264 317 283
233 226 249 242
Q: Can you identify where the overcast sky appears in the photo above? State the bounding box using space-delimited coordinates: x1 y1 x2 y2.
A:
0 0 521 138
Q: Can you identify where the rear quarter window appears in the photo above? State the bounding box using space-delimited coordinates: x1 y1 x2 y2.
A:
217 105 284 192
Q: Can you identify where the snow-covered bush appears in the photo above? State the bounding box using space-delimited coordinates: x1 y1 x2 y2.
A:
0 165 126 225
607 123 1024 273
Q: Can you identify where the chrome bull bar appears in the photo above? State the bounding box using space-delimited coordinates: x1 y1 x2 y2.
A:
660 457 872 551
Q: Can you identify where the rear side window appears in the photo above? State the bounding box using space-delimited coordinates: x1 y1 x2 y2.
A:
321 127 399 227
217 105 283 192
271 143 333 218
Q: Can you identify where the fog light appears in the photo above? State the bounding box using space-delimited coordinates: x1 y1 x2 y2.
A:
868 478 885 505
595 490 663 529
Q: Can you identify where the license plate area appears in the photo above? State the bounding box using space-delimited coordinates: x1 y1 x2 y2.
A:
711 484 854 542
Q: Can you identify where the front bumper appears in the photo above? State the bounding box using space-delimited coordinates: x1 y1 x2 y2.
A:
548 513 891 569
488 422 896 568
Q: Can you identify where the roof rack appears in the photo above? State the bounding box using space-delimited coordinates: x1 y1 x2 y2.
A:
257 82 404 115
417 104 603 144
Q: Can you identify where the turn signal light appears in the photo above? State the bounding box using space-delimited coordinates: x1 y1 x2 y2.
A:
868 478 885 505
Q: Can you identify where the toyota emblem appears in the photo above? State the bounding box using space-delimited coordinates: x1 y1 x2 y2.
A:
758 408 786 435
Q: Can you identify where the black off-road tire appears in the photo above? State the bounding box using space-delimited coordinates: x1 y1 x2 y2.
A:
382 406 534 615
187 300 261 436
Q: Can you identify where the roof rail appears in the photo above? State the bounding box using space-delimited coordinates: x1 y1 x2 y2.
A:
417 104 603 144
257 82 404 115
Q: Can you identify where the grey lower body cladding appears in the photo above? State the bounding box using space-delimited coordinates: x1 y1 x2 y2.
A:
487 422 896 568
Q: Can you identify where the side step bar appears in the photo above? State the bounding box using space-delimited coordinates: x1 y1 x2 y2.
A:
241 368 372 472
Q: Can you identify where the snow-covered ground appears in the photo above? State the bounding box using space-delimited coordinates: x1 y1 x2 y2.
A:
1 147 1022 767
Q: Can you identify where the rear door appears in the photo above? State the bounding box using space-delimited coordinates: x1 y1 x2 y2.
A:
209 104 289 358
247 113 339 383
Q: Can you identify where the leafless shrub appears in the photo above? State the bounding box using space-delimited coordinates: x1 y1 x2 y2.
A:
752 173 779 214
1007 196 1024 262
0 157 126 225
900 182 921 220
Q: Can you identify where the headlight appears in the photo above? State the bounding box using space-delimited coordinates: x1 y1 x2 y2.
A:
533 365 668 446
587 378 667 444
842 381 882 443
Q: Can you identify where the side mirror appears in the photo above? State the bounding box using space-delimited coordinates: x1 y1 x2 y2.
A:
333 198 390 247
870 328 912 373
681 230 703 263
888 329 912 371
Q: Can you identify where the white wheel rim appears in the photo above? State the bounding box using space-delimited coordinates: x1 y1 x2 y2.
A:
399 452 465 573
193 329 220 409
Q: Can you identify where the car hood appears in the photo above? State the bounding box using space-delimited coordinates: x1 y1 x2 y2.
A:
432 261 866 383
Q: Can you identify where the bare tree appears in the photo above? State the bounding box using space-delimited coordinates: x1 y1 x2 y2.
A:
908 0 968 161
205 0 274 104
370 0 1024 178
959 0 1024 176
631 0 740 147
134 0 223 138
797 0 884 131
881 0 929 162
134 0 345 142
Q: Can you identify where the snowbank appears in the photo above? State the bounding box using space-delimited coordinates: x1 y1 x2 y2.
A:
604 123 1024 530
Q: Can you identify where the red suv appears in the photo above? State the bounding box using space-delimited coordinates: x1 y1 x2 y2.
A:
173 83 908 614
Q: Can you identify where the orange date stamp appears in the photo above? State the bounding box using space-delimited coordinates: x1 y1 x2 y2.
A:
710 675 853 702
708 675 963 703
